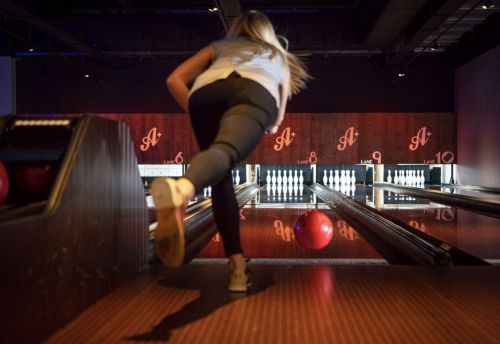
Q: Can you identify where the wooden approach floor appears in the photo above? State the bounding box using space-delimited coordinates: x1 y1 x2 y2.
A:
45 264 500 344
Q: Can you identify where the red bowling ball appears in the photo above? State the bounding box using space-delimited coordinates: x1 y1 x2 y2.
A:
294 211 334 250
11 162 59 200
0 160 9 207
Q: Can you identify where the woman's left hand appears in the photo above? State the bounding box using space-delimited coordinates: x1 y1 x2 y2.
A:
265 125 279 135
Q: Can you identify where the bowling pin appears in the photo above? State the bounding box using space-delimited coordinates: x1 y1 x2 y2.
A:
351 170 356 185
294 170 298 184
351 183 356 196
299 184 304 197
346 170 351 184
266 170 271 184
387 170 392 183
340 170 345 185
277 170 282 185
283 171 287 185
203 188 207 198
421 170 425 184
299 170 304 184
394 170 399 184
272 170 276 184
294 184 298 197
335 184 340 192
283 184 288 196
277 184 282 196
340 183 346 194
335 170 339 185
289 170 293 186
208 185 212 197
323 170 328 185
235 170 240 185
329 170 334 185
346 184 351 196
266 184 271 196
416 170 420 184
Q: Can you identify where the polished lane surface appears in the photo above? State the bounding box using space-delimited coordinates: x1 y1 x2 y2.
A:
361 185 500 261
437 186 500 202
197 186 383 262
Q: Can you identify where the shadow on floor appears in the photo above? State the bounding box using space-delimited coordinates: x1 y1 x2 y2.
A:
127 265 275 342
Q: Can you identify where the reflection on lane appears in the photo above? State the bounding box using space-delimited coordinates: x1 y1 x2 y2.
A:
258 183 371 204
437 187 500 202
361 185 500 260
196 205 383 261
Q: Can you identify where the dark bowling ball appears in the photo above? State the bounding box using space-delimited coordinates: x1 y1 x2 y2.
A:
11 162 60 200
0 160 9 206
294 210 334 250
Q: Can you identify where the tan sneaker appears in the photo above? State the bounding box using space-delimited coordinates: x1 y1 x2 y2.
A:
151 178 185 268
228 268 252 292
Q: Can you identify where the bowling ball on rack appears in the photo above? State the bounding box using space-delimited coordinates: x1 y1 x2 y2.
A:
11 161 60 200
294 211 333 250
0 160 9 207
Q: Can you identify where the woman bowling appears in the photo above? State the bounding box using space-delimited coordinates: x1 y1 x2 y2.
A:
152 10 310 292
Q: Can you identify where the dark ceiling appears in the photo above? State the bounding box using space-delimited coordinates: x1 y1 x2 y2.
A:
1 0 498 70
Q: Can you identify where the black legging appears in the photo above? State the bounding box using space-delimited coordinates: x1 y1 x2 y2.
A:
185 72 277 257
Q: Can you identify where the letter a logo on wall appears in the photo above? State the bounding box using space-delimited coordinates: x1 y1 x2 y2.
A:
141 128 162 151
274 127 295 151
337 127 359 151
409 127 431 151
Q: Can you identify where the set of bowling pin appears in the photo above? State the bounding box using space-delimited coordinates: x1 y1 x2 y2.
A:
266 182 304 201
387 170 425 186
266 169 304 186
203 185 212 198
332 182 356 196
232 170 241 186
323 170 356 186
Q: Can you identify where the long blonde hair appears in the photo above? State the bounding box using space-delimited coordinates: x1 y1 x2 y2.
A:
226 11 311 95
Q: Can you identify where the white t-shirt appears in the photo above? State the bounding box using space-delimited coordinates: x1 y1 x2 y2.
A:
189 37 286 108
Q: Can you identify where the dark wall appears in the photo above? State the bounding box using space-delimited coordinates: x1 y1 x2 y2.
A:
451 12 500 69
455 44 500 188
15 52 454 114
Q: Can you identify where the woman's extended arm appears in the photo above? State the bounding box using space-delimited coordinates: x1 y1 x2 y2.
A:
166 45 215 113
266 71 290 135
276 72 290 126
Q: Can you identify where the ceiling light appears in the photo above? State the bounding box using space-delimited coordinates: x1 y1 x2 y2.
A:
85 74 89 78
398 72 405 77
28 48 33 52
431 43 439 51
209 7 218 12
482 0 495 9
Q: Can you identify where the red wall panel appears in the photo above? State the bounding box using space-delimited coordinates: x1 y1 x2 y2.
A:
22 112 456 165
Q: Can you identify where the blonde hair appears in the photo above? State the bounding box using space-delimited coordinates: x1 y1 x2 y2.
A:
226 11 311 95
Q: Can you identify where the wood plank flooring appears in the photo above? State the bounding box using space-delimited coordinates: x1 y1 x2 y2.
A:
45 264 500 344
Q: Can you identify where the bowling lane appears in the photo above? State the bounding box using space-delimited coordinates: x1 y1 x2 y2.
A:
197 188 384 262
437 186 500 202
361 185 500 261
